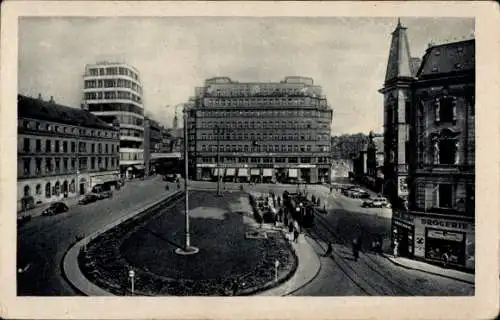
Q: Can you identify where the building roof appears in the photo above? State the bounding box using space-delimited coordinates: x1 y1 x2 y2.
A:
416 39 475 78
385 19 413 82
18 94 116 130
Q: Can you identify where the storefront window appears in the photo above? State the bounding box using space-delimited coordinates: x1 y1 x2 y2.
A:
45 183 51 198
425 229 465 266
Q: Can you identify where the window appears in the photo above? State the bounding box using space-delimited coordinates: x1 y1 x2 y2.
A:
55 141 60 153
105 144 109 153
435 96 457 123
71 142 76 153
36 139 41 152
98 143 102 153
54 181 60 196
23 158 31 175
436 137 458 165
45 140 51 153
71 158 76 170
35 158 41 174
23 138 30 152
438 184 453 208
45 182 51 198
91 157 96 169
63 158 68 171
55 158 60 172
36 184 42 195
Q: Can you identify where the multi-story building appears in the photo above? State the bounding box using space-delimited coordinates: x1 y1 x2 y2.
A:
381 20 475 271
17 94 120 211
379 19 422 204
144 117 162 175
187 76 333 183
82 62 145 179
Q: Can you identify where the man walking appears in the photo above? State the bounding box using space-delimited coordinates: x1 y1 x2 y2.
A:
322 242 333 257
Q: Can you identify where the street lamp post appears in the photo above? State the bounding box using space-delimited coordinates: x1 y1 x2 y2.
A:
215 125 224 197
175 104 199 256
128 269 135 295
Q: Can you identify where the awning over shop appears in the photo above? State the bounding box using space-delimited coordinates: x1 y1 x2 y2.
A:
288 168 298 178
213 168 223 176
226 168 236 176
263 168 273 177
238 169 249 177
250 169 260 176
133 164 145 171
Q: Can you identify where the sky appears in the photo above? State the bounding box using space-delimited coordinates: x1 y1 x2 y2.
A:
18 17 474 134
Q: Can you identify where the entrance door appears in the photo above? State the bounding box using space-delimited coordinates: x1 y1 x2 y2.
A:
79 183 85 195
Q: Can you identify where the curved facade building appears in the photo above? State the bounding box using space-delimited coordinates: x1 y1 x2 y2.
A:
82 62 145 178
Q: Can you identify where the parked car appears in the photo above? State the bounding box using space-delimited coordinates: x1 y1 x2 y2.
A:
163 174 178 182
78 193 99 205
97 190 113 199
362 196 389 208
41 202 69 216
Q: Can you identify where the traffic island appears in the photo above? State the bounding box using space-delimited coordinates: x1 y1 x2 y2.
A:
78 190 298 296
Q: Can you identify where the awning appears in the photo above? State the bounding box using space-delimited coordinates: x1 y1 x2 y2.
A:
238 169 249 177
288 168 298 178
226 168 236 176
132 164 145 171
263 169 273 177
213 168 223 176
250 169 260 176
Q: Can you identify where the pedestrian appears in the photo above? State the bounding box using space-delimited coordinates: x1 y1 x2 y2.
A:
330 186 333 193
322 242 333 257
442 251 449 269
293 228 299 243
352 239 359 261
393 240 399 258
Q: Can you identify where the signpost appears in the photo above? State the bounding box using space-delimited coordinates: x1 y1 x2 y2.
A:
128 270 135 295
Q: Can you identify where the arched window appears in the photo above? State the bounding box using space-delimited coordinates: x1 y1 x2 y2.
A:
434 129 459 165
36 184 41 195
62 180 68 194
435 96 457 123
45 182 51 198
70 180 75 193
55 181 61 196
23 185 30 197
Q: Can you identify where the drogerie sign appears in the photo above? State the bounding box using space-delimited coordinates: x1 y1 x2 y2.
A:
420 218 470 230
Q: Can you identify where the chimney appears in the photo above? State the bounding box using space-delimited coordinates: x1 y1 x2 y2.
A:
49 96 55 103
38 93 42 100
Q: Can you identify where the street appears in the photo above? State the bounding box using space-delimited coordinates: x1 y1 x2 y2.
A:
17 178 474 296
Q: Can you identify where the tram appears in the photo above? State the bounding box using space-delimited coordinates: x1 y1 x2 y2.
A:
282 191 315 228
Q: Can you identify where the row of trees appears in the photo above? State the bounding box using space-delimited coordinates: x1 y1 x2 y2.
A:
331 133 371 160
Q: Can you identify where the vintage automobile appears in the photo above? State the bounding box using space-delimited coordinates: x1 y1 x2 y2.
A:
97 190 113 199
362 196 389 208
78 193 100 205
41 202 69 216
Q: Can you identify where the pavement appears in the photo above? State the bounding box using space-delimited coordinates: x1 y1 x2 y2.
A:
258 232 321 296
382 254 475 284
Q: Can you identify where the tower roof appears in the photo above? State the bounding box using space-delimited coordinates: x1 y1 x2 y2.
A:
384 18 413 82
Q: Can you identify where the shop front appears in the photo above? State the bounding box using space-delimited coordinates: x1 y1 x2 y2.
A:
224 168 236 182
413 215 475 271
250 168 261 183
212 168 224 182
262 168 274 183
391 210 416 258
287 168 298 184
237 168 249 182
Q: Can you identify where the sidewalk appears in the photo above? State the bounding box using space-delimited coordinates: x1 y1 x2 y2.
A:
258 232 321 296
382 254 475 284
63 189 183 296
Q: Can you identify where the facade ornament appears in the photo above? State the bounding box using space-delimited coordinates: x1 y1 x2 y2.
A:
455 141 460 164
433 140 440 164
434 98 440 122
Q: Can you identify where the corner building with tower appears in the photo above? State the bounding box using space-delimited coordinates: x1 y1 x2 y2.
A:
187 76 333 183
381 20 475 271
82 62 145 179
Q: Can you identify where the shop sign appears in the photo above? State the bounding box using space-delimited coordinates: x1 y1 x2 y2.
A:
427 230 464 242
420 218 471 231
297 164 316 168
197 164 216 168
394 219 413 230
398 176 408 195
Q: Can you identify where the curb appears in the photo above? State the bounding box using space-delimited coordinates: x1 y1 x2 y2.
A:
283 235 322 296
381 253 475 285
62 191 184 296
257 233 322 296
